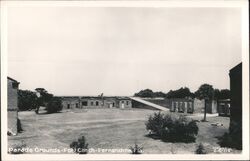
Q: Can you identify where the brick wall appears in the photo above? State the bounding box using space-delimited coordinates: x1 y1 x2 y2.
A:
7 78 19 135
117 99 132 108
169 98 194 113
62 97 132 109
193 98 205 113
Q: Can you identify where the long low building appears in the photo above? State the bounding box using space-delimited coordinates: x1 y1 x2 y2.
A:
61 96 132 109
143 97 220 114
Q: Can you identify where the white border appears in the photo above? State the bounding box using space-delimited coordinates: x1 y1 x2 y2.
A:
1 0 249 160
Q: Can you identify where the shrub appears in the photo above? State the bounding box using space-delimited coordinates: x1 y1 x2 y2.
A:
145 112 198 143
70 136 89 154
146 112 171 137
196 143 206 154
46 97 63 114
129 143 143 154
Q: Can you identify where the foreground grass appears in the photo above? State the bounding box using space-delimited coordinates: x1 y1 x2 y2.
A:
8 108 240 154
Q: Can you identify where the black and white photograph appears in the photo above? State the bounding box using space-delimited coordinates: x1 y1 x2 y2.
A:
1 0 249 160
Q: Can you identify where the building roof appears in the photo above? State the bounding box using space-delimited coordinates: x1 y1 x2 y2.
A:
115 97 131 100
218 99 230 102
60 96 131 100
7 77 19 83
229 62 242 75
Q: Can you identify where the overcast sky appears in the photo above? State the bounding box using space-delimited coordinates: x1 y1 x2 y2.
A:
7 7 241 96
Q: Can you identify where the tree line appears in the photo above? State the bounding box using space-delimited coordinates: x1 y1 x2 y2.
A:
134 84 230 100
18 88 62 114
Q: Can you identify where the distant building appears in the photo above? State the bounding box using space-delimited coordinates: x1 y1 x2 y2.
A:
7 77 20 135
193 98 205 113
205 100 218 114
169 98 194 113
115 97 132 109
218 99 230 116
61 96 132 109
168 98 218 114
61 97 81 109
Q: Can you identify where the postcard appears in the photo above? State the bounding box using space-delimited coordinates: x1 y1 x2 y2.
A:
1 0 249 160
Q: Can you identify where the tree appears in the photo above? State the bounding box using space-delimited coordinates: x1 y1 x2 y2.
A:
214 89 230 100
195 84 214 121
195 84 214 100
166 87 194 99
219 89 230 100
134 89 155 97
35 88 47 94
35 88 53 114
213 89 220 100
46 97 63 114
18 90 39 111
154 91 166 97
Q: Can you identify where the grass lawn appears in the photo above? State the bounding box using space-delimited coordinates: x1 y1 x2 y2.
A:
8 108 241 154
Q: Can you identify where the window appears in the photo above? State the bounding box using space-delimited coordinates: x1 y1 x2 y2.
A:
96 101 99 106
76 103 79 108
91 102 94 106
121 101 124 103
82 101 87 106
67 104 70 109
126 101 129 105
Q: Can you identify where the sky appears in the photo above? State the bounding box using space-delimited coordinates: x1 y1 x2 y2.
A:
7 7 242 96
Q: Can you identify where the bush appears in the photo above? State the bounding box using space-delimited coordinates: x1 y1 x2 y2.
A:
145 112 198 143
70 136 89 154
129 143 143 154
46 97 63 114
195 143 206 154
146 112 173 137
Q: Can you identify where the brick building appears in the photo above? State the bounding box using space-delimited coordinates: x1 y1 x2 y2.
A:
61 96 132 109
142 97 218 114
116 97 132 108
7 77 20 135
229 63 242 125
228 62 242 148
168 98 217 114
169 98 194 113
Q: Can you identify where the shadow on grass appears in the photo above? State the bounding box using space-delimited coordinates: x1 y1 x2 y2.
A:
37 111 63 115
144 133 161 140
145 133 196 143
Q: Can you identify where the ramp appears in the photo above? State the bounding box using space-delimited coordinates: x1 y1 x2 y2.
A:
129 97 169 111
